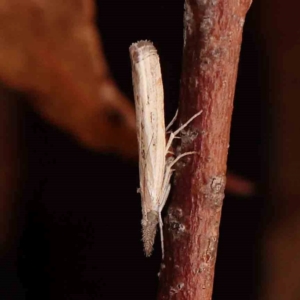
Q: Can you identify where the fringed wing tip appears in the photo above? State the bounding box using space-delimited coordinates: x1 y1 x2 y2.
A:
142 211 159 257
130 40 153 49
129 40 157 63
143 231 155 257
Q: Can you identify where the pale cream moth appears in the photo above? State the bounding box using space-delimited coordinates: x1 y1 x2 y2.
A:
129 40 201 257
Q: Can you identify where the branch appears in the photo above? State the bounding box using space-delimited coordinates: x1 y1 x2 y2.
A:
158 0 252 299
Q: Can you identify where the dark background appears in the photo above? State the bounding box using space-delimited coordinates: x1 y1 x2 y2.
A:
12 1 264 299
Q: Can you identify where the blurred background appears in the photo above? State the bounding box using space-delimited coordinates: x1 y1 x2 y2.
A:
0 0 297 299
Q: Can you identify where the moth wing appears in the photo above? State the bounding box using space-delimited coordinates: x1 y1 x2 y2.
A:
130 41 166 214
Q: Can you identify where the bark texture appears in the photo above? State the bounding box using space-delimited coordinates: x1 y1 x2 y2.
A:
158 0 252 299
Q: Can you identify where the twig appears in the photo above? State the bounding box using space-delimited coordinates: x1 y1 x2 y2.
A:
158 0 252 299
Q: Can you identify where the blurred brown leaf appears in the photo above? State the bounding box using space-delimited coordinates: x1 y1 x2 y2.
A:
0 0 137 158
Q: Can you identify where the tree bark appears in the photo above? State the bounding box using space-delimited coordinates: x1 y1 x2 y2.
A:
158 1 252 299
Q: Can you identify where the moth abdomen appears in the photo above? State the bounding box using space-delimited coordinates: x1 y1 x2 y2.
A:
142 210 159 257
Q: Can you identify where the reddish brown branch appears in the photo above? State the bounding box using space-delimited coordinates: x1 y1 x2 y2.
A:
158 0 252 299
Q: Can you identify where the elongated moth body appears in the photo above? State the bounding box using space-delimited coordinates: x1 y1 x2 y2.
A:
130 41 165 256
130 40 201 257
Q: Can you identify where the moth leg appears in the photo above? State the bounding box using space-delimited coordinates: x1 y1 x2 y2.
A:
157 151 197 258
165 110 202 153
169 151 197 169
166 109 178 132
158 213 164 259
166 132 175 153
159 182 171 212
159 183 171 259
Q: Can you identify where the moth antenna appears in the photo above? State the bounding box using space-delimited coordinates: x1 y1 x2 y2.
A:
173 111 202 137
166 109 178 131
166 111 202 153
169 151 197 169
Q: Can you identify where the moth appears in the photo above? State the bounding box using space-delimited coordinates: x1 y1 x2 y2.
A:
129 40 201 257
